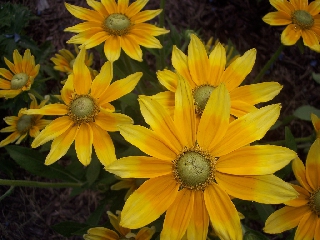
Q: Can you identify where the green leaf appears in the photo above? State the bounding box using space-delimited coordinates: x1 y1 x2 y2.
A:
293 105 320 121
312 72 320 84
243 229 269 240
5 145 79 182
85 154 101 186
253 202 274 223
285 127 297 151
86 198 108 226
51 221 89 237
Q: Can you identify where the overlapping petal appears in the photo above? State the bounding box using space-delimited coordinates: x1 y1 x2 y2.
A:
305 139 320 190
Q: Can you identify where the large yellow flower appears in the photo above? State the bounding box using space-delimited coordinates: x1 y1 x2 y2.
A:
264 139 320 240
64 0 169 62
0 94 51 147
106 79 298 240
0 49 40 99
23 47 142 166
152 34 282 118
263 0 320 51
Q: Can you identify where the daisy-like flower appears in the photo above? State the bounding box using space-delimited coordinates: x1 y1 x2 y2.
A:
152 34 282 118
262 0 320 52
83 211 155 240
264 139 320 240
311 113 320 138
64 0 169 62
0 49 40 99
106 78 298 240
111 176 146 200
23 47 142 166
0 94 51 147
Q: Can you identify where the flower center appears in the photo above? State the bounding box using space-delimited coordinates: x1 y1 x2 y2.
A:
103 13 131 36
193 85 215 115
309 189 320 217
16 115 33 134
292 10 314 29
173 147 216 191
68 95 99 125
11 73 29 90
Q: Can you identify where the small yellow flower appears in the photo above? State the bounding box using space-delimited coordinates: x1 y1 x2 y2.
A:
0 94 51 147
64 0 169 62
23 47 142 166
311 113 320 138
83 211 155 240
0 49 40 99
263 0 320 51
111 176 146 200
264 139 320 239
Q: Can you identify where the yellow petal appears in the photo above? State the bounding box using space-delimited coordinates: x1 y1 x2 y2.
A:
127 31 162 49
0 131 20 147
85 227 119 239
135 226 155 240
13 50 23 73
262 12 292 25
0 89 22 99
45 125 78 165
264 205 309 233
306 139 320 190
292 157 313 192
0 78 11 89
301 29 319 47
104 35 121 62
230 100 257 117
84 31 108 49
95 111 133 132
0 67 13 80
308 1 320 15
132 23 170 36
120 175 179 228
270 0 295 14
197 84 230 150
187 191 209 240
172 46 193 85
117 0 128 13
4 58 16 74
73 47 92 95
125 0 148 18
23 104 68 116
295 210 317 239
31 116 73 148
216 145 296 175
106 156 172 178
212 104 280 156
91 61 113 99
64 2 104 22
188 34 209 86
67 29 102 45
290 0 308 10
204 183 242 240
101 0 117 14
118 124 177 161
281 24 301 45
131 10 162 24
215 172 298 204
208 42 226 86
311 113 320 134
285 184 310 207
161 189 194 240
65 21 102 33
156 69 178 92
61 74 74 105
315 218 320 240
149 91 175 117
75 123 93 166
121 35 143 62
86 0 109 16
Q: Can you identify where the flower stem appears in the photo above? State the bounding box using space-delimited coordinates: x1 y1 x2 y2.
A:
0 186 14 201
253 44 285 84
159 0 166 70
263 135 314 146
0 179 83 188
29 89 44 101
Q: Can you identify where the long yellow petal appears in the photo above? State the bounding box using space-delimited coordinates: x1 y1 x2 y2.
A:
281 24 301 45
106 156 172 178
308 1 320 15
91 61 113 99
208 42 226 86
0 78 11 89
67 29 102 45
216 145 296 175
270 0 294 14
172 46 193 85
306 139 320 190
61 74 74 105
73 47 92 95
101 0 117 14
204 183 242 240
285 184 310 207
216 172 298 204
104 35 121 62
132 23 170 36
127 31 162 48
125 0 148 18
23 104 68 116
0 89 21 99
131 10 162 24
86 0 109 16
161 189 194 240
65 21 102 33
264 205 309 233
262 12 292 25
290 0 308 11
311 113 320 136
13 50 23 73
295 211 317 240
84 227 119 239
120 175 179 228
121 35 143 62
75 123 93 166
0 67 13 80
156 69 178 92
84 31 108 49
0 131 20 147
211 104 280 156
197 84 230 150
230 100 257 117
315 218 320 240
4 58 16 74
149 91 175 117
301 29 319 47
292 157 313 192
95 111 133 132
64 2 104 22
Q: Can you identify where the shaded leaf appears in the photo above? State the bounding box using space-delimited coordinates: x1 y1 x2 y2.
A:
293 105 320 121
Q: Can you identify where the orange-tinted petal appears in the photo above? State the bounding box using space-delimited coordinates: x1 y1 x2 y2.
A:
301 29 319 47
290 0 308 11
281 24 301 45
64 2 104 22
75 123 93 166
285 184 310 207
86 0 109 16
0 68 13 80
125 0 148 18
127 31 162 49
0 131 20 147
23 104 68 116
156 69 178 92
0 78 11 89
270 0 295 14
295 210 317 240
95 111 132 132
101 0 117 14
262 12 292 25
172 46 193 85
84 227 119 239
91 61 113 99
104 35 121 62
73 47 92 95
61 74 74 105
292 157 313 192
84 31 108 49
308 1 320 15
131 10 162 24
306 139 320 190
230 100 257 117
132 23 170 36
121 34 143 61
0 89 22 99
208 42 226 86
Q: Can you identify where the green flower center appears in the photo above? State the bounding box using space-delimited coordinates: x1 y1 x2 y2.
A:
16 115 33 134
292 10 314 29
173 147 216 191
193 85 215 115
68 95 99 125
11 73 29 90
309 189 320 217
103 13 131 36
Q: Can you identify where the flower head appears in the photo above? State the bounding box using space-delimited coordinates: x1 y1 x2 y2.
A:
263 0 320 51
0 93 51 147
264 139 320 239
64 0 169 62
311 113 320 138
83 211 155 240
0 49 40 99
23 47 142 166
152 34 282 118
106 78 298 240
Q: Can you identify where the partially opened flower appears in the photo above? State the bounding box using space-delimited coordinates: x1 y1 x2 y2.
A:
83 211 155 240
0 49 40 99
263 0 320 52
23 47 142 166
106 78 298 240
64 0 169 62
152 34 282 118
0 94 51 147
264 139 320 240
311 113 320 138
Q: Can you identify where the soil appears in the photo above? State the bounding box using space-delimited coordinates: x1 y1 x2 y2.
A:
0 0 319 239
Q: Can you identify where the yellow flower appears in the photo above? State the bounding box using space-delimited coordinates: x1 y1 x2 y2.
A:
111 176 146 200
311 113 320 138
264 139 320 239
23 47 142 166
262 0 320 51
0 49 40 99
83 211 155 240
64 0 169 62
106 79 298 240
152 34 282 118
0 94 51 147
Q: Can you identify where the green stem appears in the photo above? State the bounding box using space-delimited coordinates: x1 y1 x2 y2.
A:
29 89 44 101
159 0 166 70
264 135 314 146
123 52 145 94
0 179 83 188
253 44 285 84
0 186 14 201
